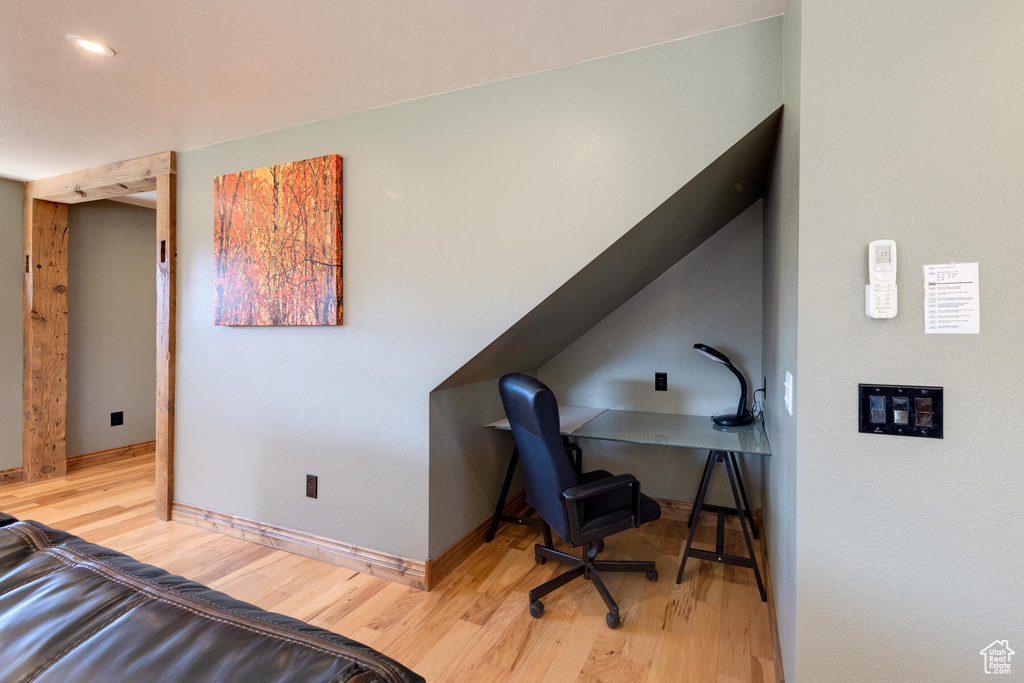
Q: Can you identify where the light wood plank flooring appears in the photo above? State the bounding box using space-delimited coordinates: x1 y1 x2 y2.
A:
0 455 776 682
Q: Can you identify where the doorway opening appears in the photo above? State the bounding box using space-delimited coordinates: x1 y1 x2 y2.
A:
22 152 176 519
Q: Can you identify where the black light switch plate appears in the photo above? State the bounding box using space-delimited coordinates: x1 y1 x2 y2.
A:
655 372 667 391
306 475 318 499
110 411 123 427
858 384 943 438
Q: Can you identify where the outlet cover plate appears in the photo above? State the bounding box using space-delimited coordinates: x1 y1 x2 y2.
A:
783 372 793 416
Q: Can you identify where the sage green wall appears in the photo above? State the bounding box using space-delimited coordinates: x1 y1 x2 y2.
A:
796 2 1024 680
66 200 156 456
428 377 517 557
761 0 799 679
0 179 23 471
429 204 765 559
539 202 763 509
176 17 782 560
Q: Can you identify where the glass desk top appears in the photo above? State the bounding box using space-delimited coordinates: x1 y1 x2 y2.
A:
572 409 771 456
486 405 605 435
489 406 771 456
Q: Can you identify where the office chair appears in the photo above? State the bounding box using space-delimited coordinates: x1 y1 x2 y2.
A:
497 374 661 628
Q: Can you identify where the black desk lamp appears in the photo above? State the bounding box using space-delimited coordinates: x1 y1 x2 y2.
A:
694 343 752 426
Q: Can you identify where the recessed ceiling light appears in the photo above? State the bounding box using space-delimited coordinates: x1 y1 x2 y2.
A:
67 35 115 57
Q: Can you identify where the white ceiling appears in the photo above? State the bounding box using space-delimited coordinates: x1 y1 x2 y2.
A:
0 0 783 186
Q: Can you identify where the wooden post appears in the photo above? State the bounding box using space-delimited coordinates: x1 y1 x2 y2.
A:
22 152 177 511
155 170 177 520
22 198 70 482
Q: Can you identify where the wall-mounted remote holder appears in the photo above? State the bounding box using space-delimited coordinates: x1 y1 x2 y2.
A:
858 384 943 438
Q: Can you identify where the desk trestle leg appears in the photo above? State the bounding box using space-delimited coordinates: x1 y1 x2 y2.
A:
676 451 766 602
487 439 582 544
686 450 758 540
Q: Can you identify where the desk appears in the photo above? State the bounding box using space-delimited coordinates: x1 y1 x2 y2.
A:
486 406 770 455
487 405 772 600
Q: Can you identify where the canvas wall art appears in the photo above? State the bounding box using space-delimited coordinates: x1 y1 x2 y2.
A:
214 154 342 325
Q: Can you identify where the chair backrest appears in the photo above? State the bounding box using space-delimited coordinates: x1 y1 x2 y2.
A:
497 374 580 542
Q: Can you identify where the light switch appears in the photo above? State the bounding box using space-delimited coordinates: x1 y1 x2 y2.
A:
892 397 909 425
869 395 886 423
858 384 943 438
915 398 933 427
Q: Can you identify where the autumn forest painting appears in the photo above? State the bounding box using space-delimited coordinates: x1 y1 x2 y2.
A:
214 155 343 325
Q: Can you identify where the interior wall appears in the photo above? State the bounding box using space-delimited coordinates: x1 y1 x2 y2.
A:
66 200 156 456
760 0 800 679
0 179 23 471
539 202 763 509
175 17 783 560
428 376 520 557
797 3 1024 681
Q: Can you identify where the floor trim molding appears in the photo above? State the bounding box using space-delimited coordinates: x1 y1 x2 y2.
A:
653 496 762 532
0 466 22 486
171 502 428 591
426 494 762 591
2 441 157 486
756 521 786 683
426 490 529 590
67 440 156 473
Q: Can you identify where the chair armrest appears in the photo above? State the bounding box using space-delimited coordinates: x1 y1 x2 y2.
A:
562 474 637 502
562 474 642 543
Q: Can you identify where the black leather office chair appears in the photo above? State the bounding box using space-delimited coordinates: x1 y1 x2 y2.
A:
497 374 661 628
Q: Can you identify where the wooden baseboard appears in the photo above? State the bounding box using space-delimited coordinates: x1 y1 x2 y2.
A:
653 496 762 532
0 466 23 486
2 440 157 486
426 494 764 591
67 440 156 472
756 519 786 683
171 502 428 591
426 490 529 590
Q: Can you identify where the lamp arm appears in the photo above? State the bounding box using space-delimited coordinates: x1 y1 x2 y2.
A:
727 363 748 418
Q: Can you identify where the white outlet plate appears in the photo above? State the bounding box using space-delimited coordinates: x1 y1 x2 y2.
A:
784 371 794 416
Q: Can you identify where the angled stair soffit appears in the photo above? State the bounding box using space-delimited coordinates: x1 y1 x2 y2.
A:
434 107 782 392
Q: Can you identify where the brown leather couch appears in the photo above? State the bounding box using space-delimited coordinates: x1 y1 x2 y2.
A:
0 512 423 683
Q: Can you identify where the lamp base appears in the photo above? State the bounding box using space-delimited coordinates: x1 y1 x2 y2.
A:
712 413 753 427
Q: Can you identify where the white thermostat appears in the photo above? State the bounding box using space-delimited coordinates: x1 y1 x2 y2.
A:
866 239 897 319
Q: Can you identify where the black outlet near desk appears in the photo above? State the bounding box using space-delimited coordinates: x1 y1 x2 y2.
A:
858 384 943 438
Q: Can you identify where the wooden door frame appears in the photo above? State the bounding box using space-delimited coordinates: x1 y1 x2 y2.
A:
23 152 177 520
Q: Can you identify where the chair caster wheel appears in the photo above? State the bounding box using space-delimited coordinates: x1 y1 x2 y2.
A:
529 601 544 618
606 611 621 629
535 555 546 564
646 570 658 582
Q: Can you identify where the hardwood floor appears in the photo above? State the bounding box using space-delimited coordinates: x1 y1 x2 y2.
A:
0 455 777 682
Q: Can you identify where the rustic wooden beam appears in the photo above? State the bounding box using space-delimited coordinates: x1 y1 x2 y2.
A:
22 198 69 483
155 168 177 520
22 151 177 506
24 152 176 204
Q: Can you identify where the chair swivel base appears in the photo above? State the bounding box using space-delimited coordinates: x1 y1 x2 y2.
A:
528 542 657 629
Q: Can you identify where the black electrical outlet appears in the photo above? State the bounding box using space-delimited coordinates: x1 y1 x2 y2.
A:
306 475 318 499
858 384 943 438
110 411 123 426
655 372 667 391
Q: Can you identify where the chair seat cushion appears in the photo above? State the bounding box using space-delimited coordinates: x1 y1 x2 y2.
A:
578 470 661 537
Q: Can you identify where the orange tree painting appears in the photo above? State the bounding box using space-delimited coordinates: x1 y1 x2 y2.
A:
214 155 342 325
